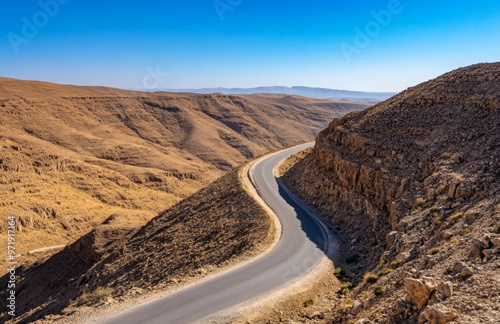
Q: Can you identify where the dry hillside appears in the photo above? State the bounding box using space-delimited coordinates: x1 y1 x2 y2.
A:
0 77 367 257
0 166 273 324
283 63 500 323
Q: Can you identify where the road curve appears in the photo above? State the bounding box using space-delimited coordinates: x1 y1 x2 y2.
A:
99 143 334 324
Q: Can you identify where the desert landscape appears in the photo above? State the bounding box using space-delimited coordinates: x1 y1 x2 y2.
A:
2 1 499 324
1 63 498 324
0 77 366 258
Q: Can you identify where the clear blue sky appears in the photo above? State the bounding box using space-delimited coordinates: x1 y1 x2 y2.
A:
1 0 499 92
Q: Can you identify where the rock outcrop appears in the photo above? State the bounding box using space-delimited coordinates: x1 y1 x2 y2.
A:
283 63 500 323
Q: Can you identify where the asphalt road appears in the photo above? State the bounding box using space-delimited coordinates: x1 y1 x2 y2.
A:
99 142 334 324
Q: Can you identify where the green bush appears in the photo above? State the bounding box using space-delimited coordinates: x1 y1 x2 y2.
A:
334 267 345 278
450 212 463 223
390 260 404 269
378 268 393 277
337 282 353 295
363 272 378 284
303 298 314 307
429 205 441 213
428 247 440 255
373 285 384 296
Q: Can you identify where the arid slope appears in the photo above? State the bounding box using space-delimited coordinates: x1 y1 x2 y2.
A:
283 63 500 323
0 167 274 323
0 78 367 255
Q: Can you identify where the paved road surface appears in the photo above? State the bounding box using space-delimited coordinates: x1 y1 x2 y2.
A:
99 143 335 324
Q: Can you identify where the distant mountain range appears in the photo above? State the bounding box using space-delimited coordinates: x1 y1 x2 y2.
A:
162 86 396 103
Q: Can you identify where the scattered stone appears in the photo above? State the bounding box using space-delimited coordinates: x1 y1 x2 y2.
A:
460 266 474 278
436 281 453 299
441 230 453 241
356 319 372 324
452 261 467 274
310 311 324 319
481 234 493 247
448 183 459 199
387 231 399 246
491 237 500 247
351 300 364 315
404 278 434 309
469 241 483 258
421 304 457 324
483 249 494 258
395 252 411 262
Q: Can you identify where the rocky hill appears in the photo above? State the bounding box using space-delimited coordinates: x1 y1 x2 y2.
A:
283 63 500 323
1 166 275 323
0 78 367 258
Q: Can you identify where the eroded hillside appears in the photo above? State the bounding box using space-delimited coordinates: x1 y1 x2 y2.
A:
0 167 273 324
0 78 367 255
283 63 500 323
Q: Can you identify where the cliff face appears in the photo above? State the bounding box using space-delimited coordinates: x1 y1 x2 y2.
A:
284 63 500 323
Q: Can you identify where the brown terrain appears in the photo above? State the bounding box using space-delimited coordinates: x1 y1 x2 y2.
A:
3 62 498 324
282 63 500 323
1 166 275 323
0 77 367 261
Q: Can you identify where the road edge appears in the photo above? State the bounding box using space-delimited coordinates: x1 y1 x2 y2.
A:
205 143 340 323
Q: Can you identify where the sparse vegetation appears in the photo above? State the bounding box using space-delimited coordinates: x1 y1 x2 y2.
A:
450 211 464 223
376 259 386 270
75 286 113 306
303 298 314 307
363 272 379 284
378 268 393 277
338 282 353 295
414 198 429 209
429 205 441 213
390 260 404 269
428 247 440 255
373 285 384 296
334 267 345 278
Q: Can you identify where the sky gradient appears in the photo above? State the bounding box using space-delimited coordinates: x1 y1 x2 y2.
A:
1 0 499 92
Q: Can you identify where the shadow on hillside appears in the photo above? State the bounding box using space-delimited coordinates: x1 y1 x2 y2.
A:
0 230 116 324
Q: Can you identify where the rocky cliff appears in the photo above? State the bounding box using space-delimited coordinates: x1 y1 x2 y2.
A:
283 63 500 323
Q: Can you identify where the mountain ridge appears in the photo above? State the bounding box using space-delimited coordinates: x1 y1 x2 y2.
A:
160 85 395 103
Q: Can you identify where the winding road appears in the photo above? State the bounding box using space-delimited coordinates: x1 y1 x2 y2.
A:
99 143 336 324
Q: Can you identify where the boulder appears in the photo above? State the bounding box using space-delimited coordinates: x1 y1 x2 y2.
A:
440 230 453 241
491 237 500 247
460 266 474 278
351 300 364 315
421 304 457 324
436 281 453 299
483 249 493 258
452 261 467 274
481 234 493 247
404 278 435 309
